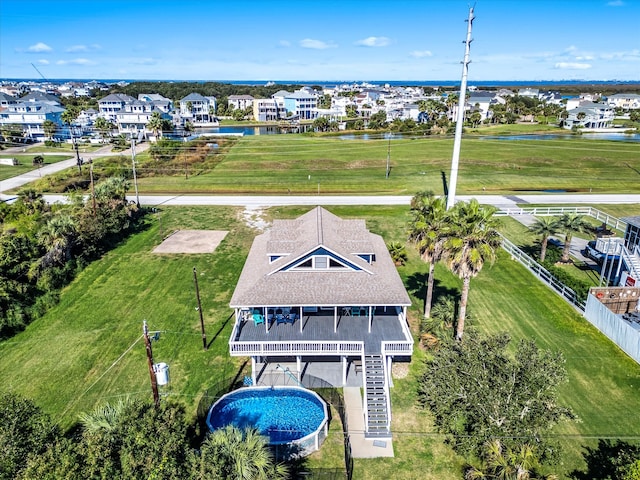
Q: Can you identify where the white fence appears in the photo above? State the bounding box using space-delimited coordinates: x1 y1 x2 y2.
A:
496 206 628 231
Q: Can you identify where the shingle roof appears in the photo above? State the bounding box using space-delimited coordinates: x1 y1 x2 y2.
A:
230 207 411 307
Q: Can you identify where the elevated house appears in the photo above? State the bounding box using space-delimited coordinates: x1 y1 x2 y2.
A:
0 101 65 140
98 93 136 121
229 206 413 438
607 93 640 110
179 93 217 126
562 101 615 130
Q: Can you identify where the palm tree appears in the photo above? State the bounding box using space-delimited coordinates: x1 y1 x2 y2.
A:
408 191 448 318
38 213 76 267
529 216 561 262
42 120 57 141
387 241 408 266
146 111 164 141
558 213 590 263
444 199 502 341
465 439 558 480
192 426 288 480
94 117 114 143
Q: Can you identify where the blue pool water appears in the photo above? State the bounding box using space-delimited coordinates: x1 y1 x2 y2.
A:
206 387 327 444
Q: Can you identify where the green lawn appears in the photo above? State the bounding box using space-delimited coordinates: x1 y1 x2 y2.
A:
2 205 640 479
0 154 73 181
29 130 640 195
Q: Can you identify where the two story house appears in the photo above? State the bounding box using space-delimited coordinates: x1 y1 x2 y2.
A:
229 206 413 438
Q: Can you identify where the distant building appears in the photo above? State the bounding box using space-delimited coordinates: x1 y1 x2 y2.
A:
179 93 217 125
253 98 286 122
563 102 615 130
228 94 254 110
98 93 137 121
0 101 65 140
607 93 640 110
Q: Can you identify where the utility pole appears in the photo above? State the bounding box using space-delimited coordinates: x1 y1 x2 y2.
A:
131 138 140 207
89 160 96 217
143 320 159 407
386 134 391 179
72 128 82 173
193 267 207 350
446 6 475 210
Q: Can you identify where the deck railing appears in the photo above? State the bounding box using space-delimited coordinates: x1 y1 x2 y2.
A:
230 339 364 356
495 206 628 232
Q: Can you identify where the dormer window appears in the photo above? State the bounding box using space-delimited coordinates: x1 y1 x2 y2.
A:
289 255 349 271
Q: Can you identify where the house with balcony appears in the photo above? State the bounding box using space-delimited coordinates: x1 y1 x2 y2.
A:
607 93 640 110
283 89 318 120
562 102 615 130
229 206 413 438
179 93 217 126
115 100 171 139
228 94 254 111
0 101 65 140
98 93 136 121
253 98 287 121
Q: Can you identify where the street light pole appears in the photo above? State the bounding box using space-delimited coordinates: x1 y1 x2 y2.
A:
193 267 207 350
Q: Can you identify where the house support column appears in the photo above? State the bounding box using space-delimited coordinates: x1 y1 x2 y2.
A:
251 356 256 385
300 307 303 333
296 356 301 383
368 306 372 333
342 356 347 385
387 355 394 388
264 307 268 334
334 306 337 333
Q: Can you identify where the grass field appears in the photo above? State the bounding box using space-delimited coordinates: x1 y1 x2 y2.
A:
2 204 640 478
27 129 640 196
0 154 73 181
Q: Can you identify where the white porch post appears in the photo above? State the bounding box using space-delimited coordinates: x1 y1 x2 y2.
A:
334 306 337 333
300 306 303 333
387 355 394 388
296 356 301 383
368 306 372 333
264 307 268 333
342 356 347 385
251 356 256 385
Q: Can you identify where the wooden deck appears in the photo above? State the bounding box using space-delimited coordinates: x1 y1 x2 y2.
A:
232 310 410 354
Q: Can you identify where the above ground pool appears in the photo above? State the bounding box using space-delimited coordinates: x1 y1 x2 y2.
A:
206 386 328 453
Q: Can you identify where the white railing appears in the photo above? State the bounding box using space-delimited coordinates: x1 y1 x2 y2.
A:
496 206 628 231
500 236 586 312
382 341 413 355
381 354 392 433
621 246 640 280
230 340 364 356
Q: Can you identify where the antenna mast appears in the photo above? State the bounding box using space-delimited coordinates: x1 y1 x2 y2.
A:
446 6 475 210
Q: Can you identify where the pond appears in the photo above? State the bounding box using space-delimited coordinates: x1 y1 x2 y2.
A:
477 132 640 143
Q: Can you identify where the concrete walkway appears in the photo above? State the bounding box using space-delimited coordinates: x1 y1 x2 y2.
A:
343 387 394 458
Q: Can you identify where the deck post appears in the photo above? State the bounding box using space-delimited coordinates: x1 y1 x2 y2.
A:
334 306 337 333
368 306 372 333
251 356 256 385
342 356 347 385
296 356 301 383
387 355 393 388
264 307 268 334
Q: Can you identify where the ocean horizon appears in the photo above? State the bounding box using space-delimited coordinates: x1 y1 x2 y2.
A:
2 78 639 88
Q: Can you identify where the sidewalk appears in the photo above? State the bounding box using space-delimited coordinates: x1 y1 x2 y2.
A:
343 387 394 458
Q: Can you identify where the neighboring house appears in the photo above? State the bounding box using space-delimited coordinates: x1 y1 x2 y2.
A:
228 94 254 111
179 93 217 125
138 93 173 113
519 87 539 98
283 89 318 120
20 91 61 105
115 100 171 138
98 93 136 121
0 101 65 139
467 91 497 121
607 93 640 110
0 92 18 109
253 98 286 122
563 102 615 129
229 206 413 438
75 108 99 128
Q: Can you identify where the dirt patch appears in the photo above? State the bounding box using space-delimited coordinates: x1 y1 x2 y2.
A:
241 206 270 231
153 230 228 254
392 362 410 379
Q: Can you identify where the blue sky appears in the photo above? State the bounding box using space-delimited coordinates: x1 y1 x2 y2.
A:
1 0 638 81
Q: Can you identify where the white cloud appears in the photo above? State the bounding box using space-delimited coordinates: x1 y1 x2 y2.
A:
607 0 624 6
37 59 49 65
131 58 157 65
299 38 336 49
66 45 88 52
410 50 433 58
554 62 591 70
279 40 291 47
56 58 95 66
355 36 391 47
27 42 52 53
575 55 594 61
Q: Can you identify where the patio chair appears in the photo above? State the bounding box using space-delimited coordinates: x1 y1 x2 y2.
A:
252 313 265 326
276 313 286 324
351 306 361 317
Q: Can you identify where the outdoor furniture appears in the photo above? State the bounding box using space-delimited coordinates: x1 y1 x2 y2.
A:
351 306 362 317
253 313 265 326
276 313 286 324
342 307 351 316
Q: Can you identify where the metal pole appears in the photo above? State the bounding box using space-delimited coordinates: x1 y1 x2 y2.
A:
193 267 207 350
143 320 159 407
73 128 82 173
131 139 140 207
599 239 611 287
446 6 475 210
89 161 96 217
386 134 391 179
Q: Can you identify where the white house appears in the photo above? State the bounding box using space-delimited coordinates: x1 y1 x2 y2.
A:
179 93 217 125
607 94 640 110
98 93 136 121
283 89 318 120
115 100 171 139
253 98 286 122
228 94 254 111
0 101 65 140
563 102 615 130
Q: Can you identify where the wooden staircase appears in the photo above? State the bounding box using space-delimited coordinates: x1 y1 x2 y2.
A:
363 354 391 438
